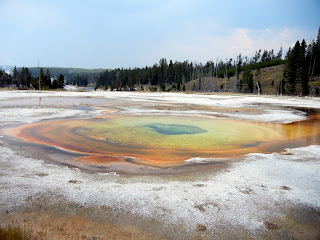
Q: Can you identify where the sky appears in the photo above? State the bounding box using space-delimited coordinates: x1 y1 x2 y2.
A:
0 0 319 69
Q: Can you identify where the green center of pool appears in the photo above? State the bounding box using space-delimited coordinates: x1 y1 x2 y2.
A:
73 116 283 152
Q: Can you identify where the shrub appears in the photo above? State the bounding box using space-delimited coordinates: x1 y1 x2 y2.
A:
0 225 30 240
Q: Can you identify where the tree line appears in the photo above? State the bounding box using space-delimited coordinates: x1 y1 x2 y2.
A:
96 50 284 92
283 33 320 95
0 67 65 90
95 28 320 96
27 67 102 86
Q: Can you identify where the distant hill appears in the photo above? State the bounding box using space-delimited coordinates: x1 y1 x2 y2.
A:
20 67 107 85
185 64 320 95
24 67 105 77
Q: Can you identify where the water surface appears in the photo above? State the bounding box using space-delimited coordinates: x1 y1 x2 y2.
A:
10 113 320 170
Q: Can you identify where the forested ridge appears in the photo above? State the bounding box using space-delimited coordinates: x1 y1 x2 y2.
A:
96 50 284 92
0 66 65 90
1 28 320 95
95 28 320 95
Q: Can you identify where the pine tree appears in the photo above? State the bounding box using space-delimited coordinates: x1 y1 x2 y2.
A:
56 74 65 89
248 72 254 93
235 54 242 92
313 27 320 75
20 67 31 87
45 69 51 89
128 71 136 91
283 41 303 94
12 66 19 86
301 39 309 95
38 68 45 90
168 60 174 84
276 47 283 60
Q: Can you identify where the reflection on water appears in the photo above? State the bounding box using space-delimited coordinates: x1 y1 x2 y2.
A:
10 112 320 169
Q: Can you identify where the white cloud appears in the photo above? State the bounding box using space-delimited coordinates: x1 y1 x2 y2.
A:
152 27 317 64
230 29 254 55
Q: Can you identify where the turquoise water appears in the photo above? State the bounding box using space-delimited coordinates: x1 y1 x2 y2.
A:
144 123 207 135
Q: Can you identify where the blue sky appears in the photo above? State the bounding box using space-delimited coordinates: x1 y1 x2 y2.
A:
0 0 319 69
